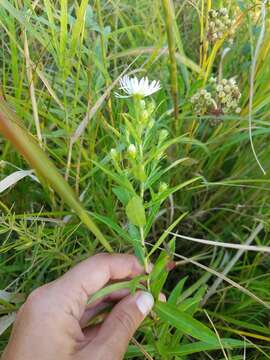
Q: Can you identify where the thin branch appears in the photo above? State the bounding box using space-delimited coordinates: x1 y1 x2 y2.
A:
169 227 269 253
248 0 267 175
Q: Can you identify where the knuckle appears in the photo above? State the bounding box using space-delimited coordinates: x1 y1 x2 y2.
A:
24 285 49 310
113 308 136 335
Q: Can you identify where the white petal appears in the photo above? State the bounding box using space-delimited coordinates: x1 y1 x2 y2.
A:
117 74 161 98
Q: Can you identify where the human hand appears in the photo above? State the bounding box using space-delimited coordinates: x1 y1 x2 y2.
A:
2 253 154 360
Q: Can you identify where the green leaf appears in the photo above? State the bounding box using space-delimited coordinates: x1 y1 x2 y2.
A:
128 224 145 264
132 164 147 182
126 339 247 357
126 196 146 227
163 338 247 356
112 186 132 206
147 212 188 258
168 277 188 305
90 212 131 243
88 275 147 304
147 177 202 207
155 302 217 344
150 252 170 298
91 160 133 191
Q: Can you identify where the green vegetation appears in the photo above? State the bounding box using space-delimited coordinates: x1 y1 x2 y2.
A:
1 0 270 358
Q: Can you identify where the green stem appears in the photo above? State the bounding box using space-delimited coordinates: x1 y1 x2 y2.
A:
137 114 149 281
162 0 179 130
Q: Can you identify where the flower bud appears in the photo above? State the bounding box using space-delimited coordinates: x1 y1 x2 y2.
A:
235 107 241 114
110 148 118 160
159 182 168 193
224 85 231 93
218 91 226 98
216 84 223 92
127 144 137 158
148 118 155 129
140 100 146 109
141 109 149 123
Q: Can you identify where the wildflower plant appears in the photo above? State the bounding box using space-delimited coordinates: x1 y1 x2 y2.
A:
111 75 165 273
95 74 199 293
190 77 241 121
207 8 235 44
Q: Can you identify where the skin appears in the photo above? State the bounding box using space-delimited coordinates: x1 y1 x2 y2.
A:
2 253 154 360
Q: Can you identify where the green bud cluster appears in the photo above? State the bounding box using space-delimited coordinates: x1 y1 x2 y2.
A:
190 77 241 119
159 182 168 193
207 8 234 44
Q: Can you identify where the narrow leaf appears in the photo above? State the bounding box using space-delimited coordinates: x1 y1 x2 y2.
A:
126 196 146 227
0 313 16 336
155 302 217 344
0 170 38 193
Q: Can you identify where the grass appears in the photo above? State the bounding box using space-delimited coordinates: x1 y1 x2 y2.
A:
1 0 270 358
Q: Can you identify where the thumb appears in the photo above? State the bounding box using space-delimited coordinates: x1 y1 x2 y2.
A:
84 291 154 359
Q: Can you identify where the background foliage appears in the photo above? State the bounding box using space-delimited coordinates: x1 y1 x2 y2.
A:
1 0 270 358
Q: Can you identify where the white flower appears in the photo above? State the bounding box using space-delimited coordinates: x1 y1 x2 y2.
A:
115 75 161 98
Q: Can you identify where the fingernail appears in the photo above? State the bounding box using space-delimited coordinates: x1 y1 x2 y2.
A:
136 292 154 315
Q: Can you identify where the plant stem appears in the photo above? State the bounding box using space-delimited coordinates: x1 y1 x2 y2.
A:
138 124 149 282
161 0 179 129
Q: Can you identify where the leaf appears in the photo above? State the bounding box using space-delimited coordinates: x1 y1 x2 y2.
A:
126 338 247 357
126 196 146 227
88 275 146 304
0 290 25 304
163 338 247 356
147 177 202 207
128 224 145 264
150 252 170 298
155 302 217 344
146 157 194 188
92 160 133 191
0 170 39 193
144 202 161 236
168 277 188 305
0 313 16 336
90 212 131 243
112 186 132 206
147 212 188 258
132 164 147 182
